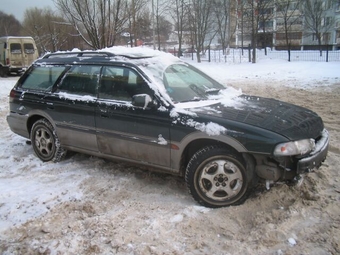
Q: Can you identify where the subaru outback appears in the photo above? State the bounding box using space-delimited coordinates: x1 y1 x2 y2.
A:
7 49 329 208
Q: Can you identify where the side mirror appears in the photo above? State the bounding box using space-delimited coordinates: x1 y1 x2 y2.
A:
132 94 156 109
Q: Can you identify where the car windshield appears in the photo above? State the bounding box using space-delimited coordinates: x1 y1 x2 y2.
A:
124 51 225 105
163 64 225 103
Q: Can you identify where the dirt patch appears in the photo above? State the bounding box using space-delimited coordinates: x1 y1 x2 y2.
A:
1 80 339 255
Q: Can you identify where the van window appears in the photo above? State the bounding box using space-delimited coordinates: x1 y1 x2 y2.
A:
57 65 101 96
10 43 22 54
24 43 35 54
21 66 67 91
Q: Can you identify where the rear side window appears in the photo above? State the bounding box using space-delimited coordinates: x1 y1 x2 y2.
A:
24 43 35 54
10 43 22 54
57 65 101 96
21 66 67 91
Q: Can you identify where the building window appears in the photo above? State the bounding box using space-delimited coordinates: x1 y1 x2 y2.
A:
288 1 298 10
259 21 273 29
276 32 302 40
312 33 318 41
289 32 302 40
337 30 340 38
260 8 273 15
322 17 332 26
323 33 331 43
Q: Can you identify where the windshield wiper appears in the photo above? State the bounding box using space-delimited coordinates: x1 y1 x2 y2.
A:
190 84 220 96
189 84 206 97
180 97 202 103
205 88 220 95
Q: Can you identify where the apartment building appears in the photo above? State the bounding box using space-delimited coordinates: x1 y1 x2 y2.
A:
233 0 340 50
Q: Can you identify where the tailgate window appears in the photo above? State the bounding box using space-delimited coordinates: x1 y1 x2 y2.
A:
21 66 67 91
10 43 22 54
24 43 35 54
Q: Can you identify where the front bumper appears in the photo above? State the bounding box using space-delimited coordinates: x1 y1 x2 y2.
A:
297 129 329 174
9 67 25 73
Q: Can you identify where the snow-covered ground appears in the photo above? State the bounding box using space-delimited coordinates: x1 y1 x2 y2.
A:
191 58 340 90
0 53 339 254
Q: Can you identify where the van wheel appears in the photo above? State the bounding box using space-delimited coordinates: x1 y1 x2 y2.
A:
30 119 66 162
0 67 8 77
185 145 249 208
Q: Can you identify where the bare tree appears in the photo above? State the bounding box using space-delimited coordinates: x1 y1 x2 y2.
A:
188 0 214 62
135 9 152 43
300 0 336 55
276 0 302 61
0 11 22 36
237 1 257 62
241 0 273 63
126 0 148 47
212 0 237 55
21 7 76 53
153 0 171 50
251 1 257 63
156 16 173 49
54 0 127 49
169 0 190 57
237 0 252 55
257 0 274 55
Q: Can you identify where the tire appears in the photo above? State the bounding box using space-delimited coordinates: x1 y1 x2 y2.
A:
0 67 8 77
30 119 66 162
185 145 250 208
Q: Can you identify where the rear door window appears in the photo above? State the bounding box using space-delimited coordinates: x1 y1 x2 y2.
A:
24 43 35 54
10 43 22 54
21 66 67 91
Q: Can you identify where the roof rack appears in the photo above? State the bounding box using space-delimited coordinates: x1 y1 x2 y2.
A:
42 51 116 59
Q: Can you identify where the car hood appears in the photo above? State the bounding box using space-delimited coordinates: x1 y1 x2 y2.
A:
185 95 324 140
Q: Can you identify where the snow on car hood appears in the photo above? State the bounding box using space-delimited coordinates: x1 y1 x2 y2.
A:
178 93 325 141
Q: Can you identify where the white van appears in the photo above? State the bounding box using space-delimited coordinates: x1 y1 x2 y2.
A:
0 36 39 77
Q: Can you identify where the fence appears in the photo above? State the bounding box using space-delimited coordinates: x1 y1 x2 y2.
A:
180 48 340 63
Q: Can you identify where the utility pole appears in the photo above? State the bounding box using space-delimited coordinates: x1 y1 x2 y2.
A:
152 0 156 50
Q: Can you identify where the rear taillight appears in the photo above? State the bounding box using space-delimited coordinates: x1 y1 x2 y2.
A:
6 58 10 65
9 89 15 103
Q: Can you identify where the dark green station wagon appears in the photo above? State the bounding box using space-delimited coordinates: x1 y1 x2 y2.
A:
7 49 329 208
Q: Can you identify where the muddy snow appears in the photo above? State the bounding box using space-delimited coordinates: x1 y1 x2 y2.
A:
0 60 339 255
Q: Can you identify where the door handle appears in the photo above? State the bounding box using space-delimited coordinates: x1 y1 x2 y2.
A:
46 102 54 110
100 108 109 118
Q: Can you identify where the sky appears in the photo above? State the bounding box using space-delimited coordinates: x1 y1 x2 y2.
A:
0 0 56 21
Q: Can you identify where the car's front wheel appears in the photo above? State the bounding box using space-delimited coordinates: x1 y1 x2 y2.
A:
185 146 250 208
30 119 66 162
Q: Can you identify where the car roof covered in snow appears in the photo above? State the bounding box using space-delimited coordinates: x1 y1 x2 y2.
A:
34 47 182 68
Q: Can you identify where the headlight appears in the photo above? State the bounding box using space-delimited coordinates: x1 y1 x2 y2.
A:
274 139 315 156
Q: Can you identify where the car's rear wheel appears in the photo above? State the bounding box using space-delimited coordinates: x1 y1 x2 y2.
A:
30 119 66 162
185 145 250 208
